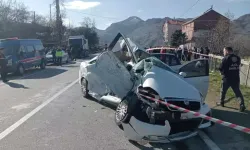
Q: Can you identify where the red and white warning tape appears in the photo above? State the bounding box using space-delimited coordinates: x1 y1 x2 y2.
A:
139 94 250 134
190 51 210 57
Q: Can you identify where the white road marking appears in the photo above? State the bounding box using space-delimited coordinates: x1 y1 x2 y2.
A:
199 131 221 150
0 78 79 141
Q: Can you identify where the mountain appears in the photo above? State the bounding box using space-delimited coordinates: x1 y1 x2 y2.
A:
233 14 250 33
96 14 250 48
96 16 175 47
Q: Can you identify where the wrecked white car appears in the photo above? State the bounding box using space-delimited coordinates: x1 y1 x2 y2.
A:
79 33 212 143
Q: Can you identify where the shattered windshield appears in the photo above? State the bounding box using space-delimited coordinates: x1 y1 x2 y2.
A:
133 56 177 74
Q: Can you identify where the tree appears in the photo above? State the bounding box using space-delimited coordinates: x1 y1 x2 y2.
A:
195 11 233 55
69 17 99 50
69 27 99 50
170 30 187 47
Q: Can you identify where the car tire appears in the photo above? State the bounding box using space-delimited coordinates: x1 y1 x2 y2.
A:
115 93 138 130
114 100 129 130
16 64 25 76
81 78 89 98
40 60 46 70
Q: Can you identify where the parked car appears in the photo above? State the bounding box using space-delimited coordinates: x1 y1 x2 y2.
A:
79 33 212 144
46 50 69 64
151 53 182 71
0 38 46 75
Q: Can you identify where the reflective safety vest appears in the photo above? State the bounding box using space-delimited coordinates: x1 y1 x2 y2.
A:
56 50 63 57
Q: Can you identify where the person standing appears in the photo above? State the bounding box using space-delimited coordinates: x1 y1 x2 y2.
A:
200 47 204 58
205 47 210 58
217 47 246 112
177 48 182 61
67 46 71 60
52 47 56 64
193 47 198 59
72 47 78 61
187 49 192 61
0 48 8 82
56 47 63 66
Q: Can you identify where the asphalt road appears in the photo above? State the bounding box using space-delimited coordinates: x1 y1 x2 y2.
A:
0 56 249 150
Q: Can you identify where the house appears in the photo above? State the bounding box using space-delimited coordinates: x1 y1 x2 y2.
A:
182 8 229 49
163 19 185 45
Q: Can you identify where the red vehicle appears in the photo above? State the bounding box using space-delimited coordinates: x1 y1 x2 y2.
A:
146 47 176 54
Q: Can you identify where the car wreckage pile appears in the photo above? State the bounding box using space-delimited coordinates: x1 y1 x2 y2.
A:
79 33 213 144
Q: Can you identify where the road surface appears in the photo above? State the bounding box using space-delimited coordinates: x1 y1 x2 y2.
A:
0 56 249 150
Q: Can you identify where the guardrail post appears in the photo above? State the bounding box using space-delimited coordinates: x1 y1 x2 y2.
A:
214 57 217 71
246 63 250 86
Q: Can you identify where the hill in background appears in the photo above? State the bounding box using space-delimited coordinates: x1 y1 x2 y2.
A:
96 14 250 48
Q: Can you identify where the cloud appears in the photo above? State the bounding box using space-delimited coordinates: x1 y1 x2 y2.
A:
65 1 101 10
137 9 143 13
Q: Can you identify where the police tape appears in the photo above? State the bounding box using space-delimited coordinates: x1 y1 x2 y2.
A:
190 51 210 57
138 93 250 134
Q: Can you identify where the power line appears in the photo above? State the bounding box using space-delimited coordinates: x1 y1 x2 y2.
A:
180 0 202 17
67 9 120 20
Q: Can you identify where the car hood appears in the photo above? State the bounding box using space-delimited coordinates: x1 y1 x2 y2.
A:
142 66 201 101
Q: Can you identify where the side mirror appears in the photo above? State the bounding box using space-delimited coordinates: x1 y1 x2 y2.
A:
179 72 187 78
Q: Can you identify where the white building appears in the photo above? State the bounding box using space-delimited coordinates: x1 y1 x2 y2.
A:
163 20 185 46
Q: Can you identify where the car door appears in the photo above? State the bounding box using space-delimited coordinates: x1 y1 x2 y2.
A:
90 51 134 99
25 45 36 68
169 55 182 72
178 59 209 98
18 45 30 69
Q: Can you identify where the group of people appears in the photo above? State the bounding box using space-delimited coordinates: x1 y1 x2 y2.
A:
175 46 210 61
47 46 81 66
48 47 65 66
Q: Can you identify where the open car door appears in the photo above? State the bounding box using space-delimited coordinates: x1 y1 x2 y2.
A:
92 51 133 99
90 33 137 99
178 59 209 98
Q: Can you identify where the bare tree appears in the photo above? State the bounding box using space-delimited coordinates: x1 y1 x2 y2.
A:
81 17 95 28
195 11 231 54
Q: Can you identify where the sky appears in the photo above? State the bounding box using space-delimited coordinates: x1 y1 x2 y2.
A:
16 0 250 30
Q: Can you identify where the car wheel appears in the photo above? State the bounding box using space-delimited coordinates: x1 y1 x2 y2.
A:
81 78 89 98
40 60 46 69
16 65 25 76
115 99 130 130
115 93 138 130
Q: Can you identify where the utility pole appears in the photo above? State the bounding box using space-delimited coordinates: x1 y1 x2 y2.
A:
33 11 36 23
55 0 62 46
50 4 52 24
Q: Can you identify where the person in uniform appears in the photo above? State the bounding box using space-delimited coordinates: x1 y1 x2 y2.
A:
0 48 8 82
52 47 56 64
56 47 63 66
217 47 246 112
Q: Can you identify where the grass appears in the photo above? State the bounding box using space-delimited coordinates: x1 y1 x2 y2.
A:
208 71 250 110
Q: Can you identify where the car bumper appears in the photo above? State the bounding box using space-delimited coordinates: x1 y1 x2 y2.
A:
122 104 212 143
122 116 198 143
